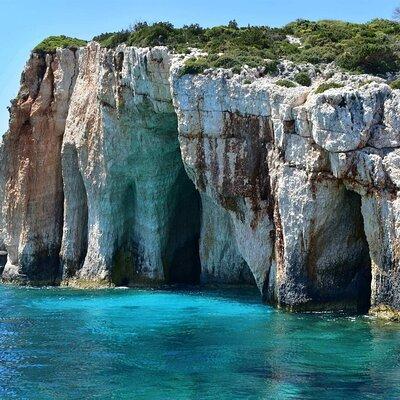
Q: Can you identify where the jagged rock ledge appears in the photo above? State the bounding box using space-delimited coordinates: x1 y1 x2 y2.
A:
1 42 400 321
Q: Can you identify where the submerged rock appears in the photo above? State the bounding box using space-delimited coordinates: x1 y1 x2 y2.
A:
1 43 400 319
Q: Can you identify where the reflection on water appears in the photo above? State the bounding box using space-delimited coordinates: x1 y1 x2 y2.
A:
0 285 399 399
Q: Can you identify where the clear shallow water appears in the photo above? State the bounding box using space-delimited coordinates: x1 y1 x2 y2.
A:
0 286 399 400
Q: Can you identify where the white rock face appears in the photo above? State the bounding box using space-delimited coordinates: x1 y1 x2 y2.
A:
308 85 389 152
1 44 400 318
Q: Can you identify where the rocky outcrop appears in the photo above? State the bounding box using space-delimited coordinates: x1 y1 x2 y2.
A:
1 43 400 319
60 43 200 287
1 50 77 284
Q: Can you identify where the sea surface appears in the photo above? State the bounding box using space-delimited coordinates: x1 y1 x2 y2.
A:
0 285 399 400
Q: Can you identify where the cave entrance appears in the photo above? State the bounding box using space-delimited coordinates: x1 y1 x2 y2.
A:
0 249 6 275
163 168 201 285
342 190 372 314
307 187 371 314
110 163 202 287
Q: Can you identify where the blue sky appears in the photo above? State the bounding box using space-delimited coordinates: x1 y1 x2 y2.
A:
0 0 399 134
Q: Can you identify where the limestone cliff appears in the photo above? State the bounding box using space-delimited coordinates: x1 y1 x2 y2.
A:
1 50 77 284
1 43 400 319
61 44 200 286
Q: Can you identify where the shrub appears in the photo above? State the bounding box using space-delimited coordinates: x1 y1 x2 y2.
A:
315 82 344 94
275 79 297 88
93 30 130 48
213 55 240 69
390 79 400 89
287 19 400 75
126 21 175 47
263 60 279 75
33 36 87 53
243 79 252 84
179 57 211 76
294 72 312 86
336 37 398 75
293 45 338 65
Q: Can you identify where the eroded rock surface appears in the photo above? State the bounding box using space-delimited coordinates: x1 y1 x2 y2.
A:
1 50 77 284
1 44 400 319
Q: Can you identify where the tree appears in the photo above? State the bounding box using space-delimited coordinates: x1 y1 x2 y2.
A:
228 20 238 29
393 7 400 21
129 21 148 32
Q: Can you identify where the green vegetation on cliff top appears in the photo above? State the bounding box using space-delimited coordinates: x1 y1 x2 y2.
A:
390 78 400 89
34 19 400 75
315 82 345 93
33 35 87 53
275 79 298 88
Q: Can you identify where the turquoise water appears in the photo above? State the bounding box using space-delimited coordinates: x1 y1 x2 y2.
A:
0 285 399 400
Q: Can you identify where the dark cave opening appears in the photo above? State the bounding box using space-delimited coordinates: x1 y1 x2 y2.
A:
306 187 372 314
354 255 372 314
163 168 202 285
0 250 6 275
73 167 89 275
346 190 372 314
